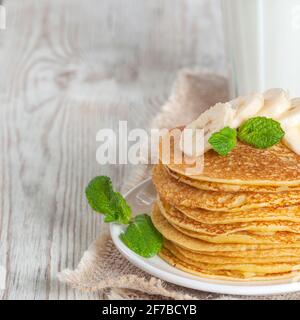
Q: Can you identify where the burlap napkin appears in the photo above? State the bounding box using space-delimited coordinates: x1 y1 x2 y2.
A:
59 70 300 300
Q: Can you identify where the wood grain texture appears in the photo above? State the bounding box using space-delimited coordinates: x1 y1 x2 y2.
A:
0 0 225 299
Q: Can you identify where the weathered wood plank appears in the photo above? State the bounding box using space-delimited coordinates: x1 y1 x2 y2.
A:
0 0 224 299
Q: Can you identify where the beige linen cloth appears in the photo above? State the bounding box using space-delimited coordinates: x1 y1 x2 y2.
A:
59 70 300 300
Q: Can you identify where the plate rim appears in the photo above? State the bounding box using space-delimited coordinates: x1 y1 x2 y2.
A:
110 178 300 296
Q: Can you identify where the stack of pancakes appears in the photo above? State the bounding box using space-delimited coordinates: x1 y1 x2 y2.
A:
151 130 300 281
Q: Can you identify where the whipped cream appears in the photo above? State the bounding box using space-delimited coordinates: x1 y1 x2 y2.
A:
180 88 300 156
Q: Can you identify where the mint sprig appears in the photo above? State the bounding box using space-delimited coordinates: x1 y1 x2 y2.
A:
85 176 163 258
238 117 284 149
120 214 163 258
208 127 237 156
85 176 132 224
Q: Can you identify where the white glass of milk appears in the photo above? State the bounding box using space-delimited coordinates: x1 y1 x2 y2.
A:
222 0 300 98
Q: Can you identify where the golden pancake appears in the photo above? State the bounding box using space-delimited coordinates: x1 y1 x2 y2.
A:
171 200 300 224
165 211 300 244
164 241 300 273
152 164 300 212
157 198 300 235
151 203 300 252
159 247 300 281
182 246 300 258
166 165 300 193
164 240 300 264
160 127 300 186
172 223 300 244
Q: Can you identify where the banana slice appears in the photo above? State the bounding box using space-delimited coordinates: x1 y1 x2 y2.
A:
180 88 300 157
180 102 235 156
292 98 300 107
279 98 300 156
229 93 264 128
278 98 300 129
257 88 290 118
282 126 300 155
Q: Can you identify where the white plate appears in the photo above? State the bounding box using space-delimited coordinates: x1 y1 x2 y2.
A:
110 178 300 296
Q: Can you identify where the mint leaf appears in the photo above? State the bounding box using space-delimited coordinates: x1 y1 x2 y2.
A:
85 176 132 224
85 176 114 213
238 117 284 149
105 192 132 224
208 127 237 156
86 177 163 258
120 214 163 258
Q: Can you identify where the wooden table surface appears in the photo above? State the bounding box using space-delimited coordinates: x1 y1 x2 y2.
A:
0 0 224 299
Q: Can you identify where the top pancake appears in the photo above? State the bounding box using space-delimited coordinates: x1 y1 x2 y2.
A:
165 165 300 193
161 128 300 186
